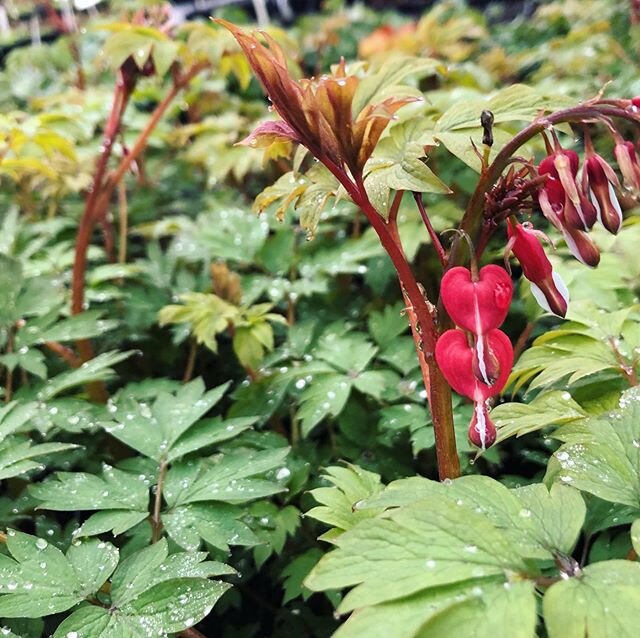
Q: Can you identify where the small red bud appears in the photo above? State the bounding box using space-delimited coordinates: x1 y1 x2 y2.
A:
584 155 623 234
468 402 497 450
614 141 640 195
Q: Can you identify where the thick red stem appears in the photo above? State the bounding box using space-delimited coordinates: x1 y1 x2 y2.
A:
323 162 459 479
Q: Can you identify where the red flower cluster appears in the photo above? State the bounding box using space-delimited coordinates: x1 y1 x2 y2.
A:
436 265 514 450
508 136 633 317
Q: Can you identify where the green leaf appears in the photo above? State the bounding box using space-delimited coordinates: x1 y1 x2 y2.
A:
77 510 149 537
512 483 585 554
368 303 408 347
547 387 640 508
163 503 259 552
367 119 450 195
297 374 352 437
352 57 441 115
0 254 22 326
53 606 136 638
163 447 289 506
37 351 134 400
0 531 83 617
103 379 230 461
281 548 323 604
492 391 587 441
333 580 536 638
314 332 378 374
306 465 383 536
306 492 529 613
54 554 230 637
31 465 149 512
0 439 79 481
435 85 573 131
31 310 117 343
65 539 119 598
167 416 257 462
543 561 640 638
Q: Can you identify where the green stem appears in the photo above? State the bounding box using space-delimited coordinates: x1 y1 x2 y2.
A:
151 459 168 543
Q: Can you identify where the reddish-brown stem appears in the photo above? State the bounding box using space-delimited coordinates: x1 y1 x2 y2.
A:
71 62 208 382
388 189 404 226
323 165 459 479
513 321 536 362
608 337 639 387
182 340 198 383
44 341 83 368
178 629 207 638
71 69 133 318
413 192 447 267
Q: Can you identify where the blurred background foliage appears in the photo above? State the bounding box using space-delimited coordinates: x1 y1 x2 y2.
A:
0 1 638 636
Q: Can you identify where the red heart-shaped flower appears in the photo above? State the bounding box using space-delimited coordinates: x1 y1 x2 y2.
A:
468 402 497 450
435 328 513 401
440 265 513 335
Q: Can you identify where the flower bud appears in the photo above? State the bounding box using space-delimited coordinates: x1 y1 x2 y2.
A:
539 150 596 230
468 402 497 450
561 224 600 267
614 141 640 195
584 154 623 234
506 220 569 317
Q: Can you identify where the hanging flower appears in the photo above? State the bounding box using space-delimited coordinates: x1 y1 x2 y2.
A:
539 149 597 231
614 140 640 195
440 265 512 384
468 402 497 450
217 19 418 178
440 265 513 335
537 174 600 267
583 153 623 234
435 328 513 402
506 219 569 317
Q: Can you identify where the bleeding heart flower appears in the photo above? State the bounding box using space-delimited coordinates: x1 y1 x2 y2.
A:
506 219 569 317
538 148 597 230
435 328 513 402
440 265 512 384
440 265 513 334
583 154 623 234
537 177 600 267
468 402 497 450
614 141 640 195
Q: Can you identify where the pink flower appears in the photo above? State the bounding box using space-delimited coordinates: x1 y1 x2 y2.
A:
537 175 600 267
583 154 623 234
506 220 569 317
614 141 640 195
440 265 512 384
468 402 497 450
539 150 596 231
435 328 513 402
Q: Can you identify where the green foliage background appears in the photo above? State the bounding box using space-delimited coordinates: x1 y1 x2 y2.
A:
0 1 639 637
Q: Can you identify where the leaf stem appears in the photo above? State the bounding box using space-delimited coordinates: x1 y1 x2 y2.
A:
182 340 198 383
607 336 639 387
71 62 209 379
151 458 168 543
413 192 447 267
